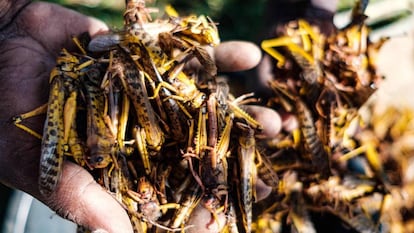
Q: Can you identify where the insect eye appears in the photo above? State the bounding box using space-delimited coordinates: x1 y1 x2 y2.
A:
95 156 104 163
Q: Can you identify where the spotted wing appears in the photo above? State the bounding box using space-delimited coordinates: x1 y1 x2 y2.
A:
39 76 66 196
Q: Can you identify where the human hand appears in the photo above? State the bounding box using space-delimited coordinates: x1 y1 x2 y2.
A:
0 1 281 233
0 1 134 232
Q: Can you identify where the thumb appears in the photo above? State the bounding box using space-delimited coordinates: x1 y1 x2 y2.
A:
214 41 262 72
42 162 133 233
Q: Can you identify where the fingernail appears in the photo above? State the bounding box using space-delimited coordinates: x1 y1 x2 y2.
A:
92 229 109 233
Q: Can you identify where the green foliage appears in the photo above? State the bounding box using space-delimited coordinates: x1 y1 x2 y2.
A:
37 0 124 28
38 0 269 41
40 0 398 42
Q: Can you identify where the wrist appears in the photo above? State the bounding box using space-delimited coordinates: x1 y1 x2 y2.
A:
0 0 31 30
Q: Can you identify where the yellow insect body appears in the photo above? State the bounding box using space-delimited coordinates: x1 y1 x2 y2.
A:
39 76 67 196
39 50 93 195
83 71 115 169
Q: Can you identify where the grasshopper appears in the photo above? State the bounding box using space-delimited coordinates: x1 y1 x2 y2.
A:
81 61 116 170
182 93 231 230
109 49 164 174
255 150 279 188
13 32 118 195
168 180 202 230
261 19 324 85
295 98 331 178
123 0 158 27
88 4 219 112
306 175 376 203
268 80 331 178
108 156 146 233
127 176 181 231
236 122 257 233
149 60 189 142
37 49 96 195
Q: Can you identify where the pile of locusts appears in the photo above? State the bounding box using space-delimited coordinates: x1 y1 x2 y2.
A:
12 0 414 232
258 0 414 232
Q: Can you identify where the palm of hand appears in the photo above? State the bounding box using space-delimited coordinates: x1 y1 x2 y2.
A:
0 2 133 232
0 2 109 194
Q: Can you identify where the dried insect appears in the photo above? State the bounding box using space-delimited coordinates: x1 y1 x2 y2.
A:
38 49 96 195
128 176 182 230
295 99 331 178
149 60 189 142
14 0 407 232
153 63 207 110
255 150 279 188
261 19 324 85
236 122 257 233
124 0 158 27
166 9 220 46
82 63 116 170
169 180 202 230
268 80 330 178
112 49 164 151
107 49 165 175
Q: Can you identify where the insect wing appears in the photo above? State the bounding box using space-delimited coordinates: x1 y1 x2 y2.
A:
237 123 257 233
88 33 122 52
39 77 66 196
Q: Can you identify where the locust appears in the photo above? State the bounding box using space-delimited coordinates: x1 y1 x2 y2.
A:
255 150 279 188
236 122 257 233
123 0 158 27
127 176 182 231
149 59 189 142
107 157 147 233
261 19 325 85
88 4 219 112
168 180 202 230
82 62 116 170
13 38 115 196
268 80 330 178
295 99 331 178
109 49 164 174
38 58 78 195
306 175 376 204
36 49 96 195
182 92 231 230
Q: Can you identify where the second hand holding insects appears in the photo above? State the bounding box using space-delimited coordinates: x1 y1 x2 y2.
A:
5 1 274 233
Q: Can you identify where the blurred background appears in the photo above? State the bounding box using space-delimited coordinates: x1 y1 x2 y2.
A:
9 0 412 42
1 0 413 232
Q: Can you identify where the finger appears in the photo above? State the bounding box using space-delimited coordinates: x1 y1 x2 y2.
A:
281 112 299 133
187 202 227 233
256 54 275 88
244 105 282 139
43 162 133 233
214 41 262 72
19 2 108 53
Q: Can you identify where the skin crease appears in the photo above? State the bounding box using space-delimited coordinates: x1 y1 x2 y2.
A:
0 1 280 232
